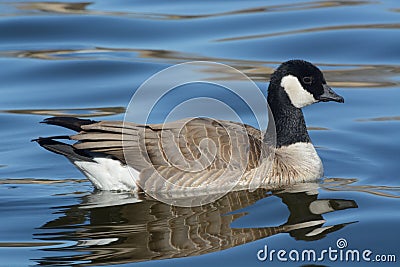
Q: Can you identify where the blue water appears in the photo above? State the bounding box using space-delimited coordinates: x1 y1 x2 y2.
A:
0 0 399 266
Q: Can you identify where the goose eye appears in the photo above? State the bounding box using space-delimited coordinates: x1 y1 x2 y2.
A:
302 76 313 85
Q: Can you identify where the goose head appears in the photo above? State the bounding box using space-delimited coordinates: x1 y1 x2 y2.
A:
269 60 344 109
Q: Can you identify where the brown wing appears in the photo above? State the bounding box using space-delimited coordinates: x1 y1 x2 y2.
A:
71 118 264 174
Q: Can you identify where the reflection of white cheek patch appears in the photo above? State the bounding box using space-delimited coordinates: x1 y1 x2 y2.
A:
281 75 317 108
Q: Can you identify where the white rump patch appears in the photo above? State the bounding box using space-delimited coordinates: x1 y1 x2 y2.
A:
73 157 139 192
281 75 317 108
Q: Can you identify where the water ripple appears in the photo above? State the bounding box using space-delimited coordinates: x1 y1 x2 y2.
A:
216 23 400 42
1 107 125 117
1 47 399 87
4 1 374 20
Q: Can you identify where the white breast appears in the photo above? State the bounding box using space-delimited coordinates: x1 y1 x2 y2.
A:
268 142 323 184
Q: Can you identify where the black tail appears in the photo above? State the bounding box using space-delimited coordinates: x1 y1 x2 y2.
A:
41 117 97 132
34 138 94 162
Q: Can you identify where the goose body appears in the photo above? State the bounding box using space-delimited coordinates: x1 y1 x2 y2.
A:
35 60 344 194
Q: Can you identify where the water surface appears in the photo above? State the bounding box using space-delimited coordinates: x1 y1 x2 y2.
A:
0 0 399 266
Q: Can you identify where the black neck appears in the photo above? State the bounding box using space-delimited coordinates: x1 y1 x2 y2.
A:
265 81 311 148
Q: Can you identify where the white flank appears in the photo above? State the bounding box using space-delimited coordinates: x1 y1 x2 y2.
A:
73 157 139 192
281 75 316 108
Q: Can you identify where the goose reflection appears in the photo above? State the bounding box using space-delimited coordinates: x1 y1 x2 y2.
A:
34 183 357 266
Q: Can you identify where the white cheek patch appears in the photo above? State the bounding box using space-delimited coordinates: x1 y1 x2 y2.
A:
281 75 317 108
